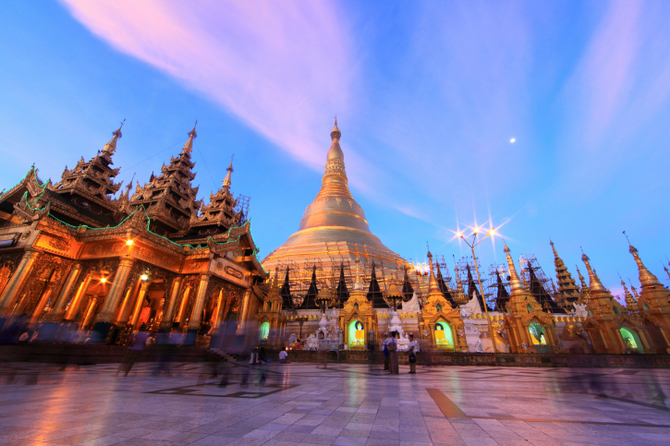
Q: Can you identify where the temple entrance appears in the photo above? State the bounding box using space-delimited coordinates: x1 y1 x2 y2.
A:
619 327 644 353
348 319 365 349
433 320 454 351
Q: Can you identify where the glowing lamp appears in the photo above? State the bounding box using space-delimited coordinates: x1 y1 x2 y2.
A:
474 227 480 234
488 228 496 236
140 274 149 281
100 278 107 284
125 240 134 246
456 231 463 238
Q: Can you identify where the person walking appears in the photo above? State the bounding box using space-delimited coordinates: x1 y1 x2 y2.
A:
388 331 399 375
407 333 419 374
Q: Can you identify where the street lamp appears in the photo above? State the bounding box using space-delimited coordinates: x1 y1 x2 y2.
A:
457 226 499 354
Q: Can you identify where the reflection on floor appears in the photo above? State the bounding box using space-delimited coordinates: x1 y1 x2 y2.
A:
1 361 669 445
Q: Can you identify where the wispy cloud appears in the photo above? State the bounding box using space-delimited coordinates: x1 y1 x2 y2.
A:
60 0 353 170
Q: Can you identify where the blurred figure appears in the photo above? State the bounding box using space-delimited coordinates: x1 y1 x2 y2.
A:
118 326 148 376
279 348 289 363
388 331 399 375
382 333 390 371
407 334 419 374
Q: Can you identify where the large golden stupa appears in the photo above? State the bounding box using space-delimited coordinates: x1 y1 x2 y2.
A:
262 120 408 287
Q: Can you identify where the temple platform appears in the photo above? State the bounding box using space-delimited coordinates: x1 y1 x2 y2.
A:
1 361 669 445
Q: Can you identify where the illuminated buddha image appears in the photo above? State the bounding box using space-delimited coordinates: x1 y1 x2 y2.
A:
434 322 451 347
528 322 546 345
348 320 365 348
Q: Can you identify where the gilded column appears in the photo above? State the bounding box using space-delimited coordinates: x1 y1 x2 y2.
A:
115 279 141 325
0 250 40 314
175 286 192 325
237 288 253 333
210 289 225 334
64 273 92 321
130 281 151 329
188 274 211 331
31 288 53 322
95 258 135 324
160 276 183 330
81 298 98 329
47 263 82 321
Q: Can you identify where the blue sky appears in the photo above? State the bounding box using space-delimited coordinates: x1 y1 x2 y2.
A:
1 1 669 299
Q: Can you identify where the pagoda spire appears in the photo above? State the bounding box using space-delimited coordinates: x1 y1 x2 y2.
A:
581 250 606 292
222 156 233 189
504 243 525 293
102 119 125 154
628 243 662 288
550 240 580 305
181 121 198 155
620 275 637 312
453 263 466 304
427 249 441 296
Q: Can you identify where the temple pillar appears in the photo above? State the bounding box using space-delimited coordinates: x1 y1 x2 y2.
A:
237 288 253 334
188 275 210 330
115 279 141 325
81 298 98 329
210 289 225 334
31 288 53 322
130 281 151 329
64 273 92 321
160 276 183 331
186 274 210 345
46 263 82 321
0 250 40 314
175 286 192 326
93 258 135 339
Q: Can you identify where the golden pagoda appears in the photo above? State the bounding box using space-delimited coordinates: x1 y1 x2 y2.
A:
262 120 409 291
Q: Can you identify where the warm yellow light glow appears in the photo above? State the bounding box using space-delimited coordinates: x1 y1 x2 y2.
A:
474 227 480 234
140 274 148 281
488 228 496 236
126 240 134 246
100 278 107 283
456 231 463 238
510 137 516 143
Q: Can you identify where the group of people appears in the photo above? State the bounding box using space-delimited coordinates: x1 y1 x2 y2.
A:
382 332 420 374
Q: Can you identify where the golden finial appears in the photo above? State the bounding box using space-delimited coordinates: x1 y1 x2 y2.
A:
103 118 125 154
624 232 661 287
504 243 525 292
580 249 606 292
549 239 558 258
222 154 234 189
181 120 198 154
330 116 341 140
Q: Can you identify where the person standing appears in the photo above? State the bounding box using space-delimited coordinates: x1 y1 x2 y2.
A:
407 334 419 374
388 331 399 375
382 333 390 371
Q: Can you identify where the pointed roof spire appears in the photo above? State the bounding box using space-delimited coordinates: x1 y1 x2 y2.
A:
181 121 198 154
327 116 344 161
627 241 661 288
550 239 558 258
504 243 525 292
222 155 234 189
102 119 125 154
427 248 440 295
581 249 606 292
620 274 637 311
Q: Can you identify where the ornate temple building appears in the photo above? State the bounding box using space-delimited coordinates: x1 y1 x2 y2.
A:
256 120 670 356
1 118 668 357
0 123 267 344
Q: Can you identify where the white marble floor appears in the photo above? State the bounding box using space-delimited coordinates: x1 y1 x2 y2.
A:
1 360 669 445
